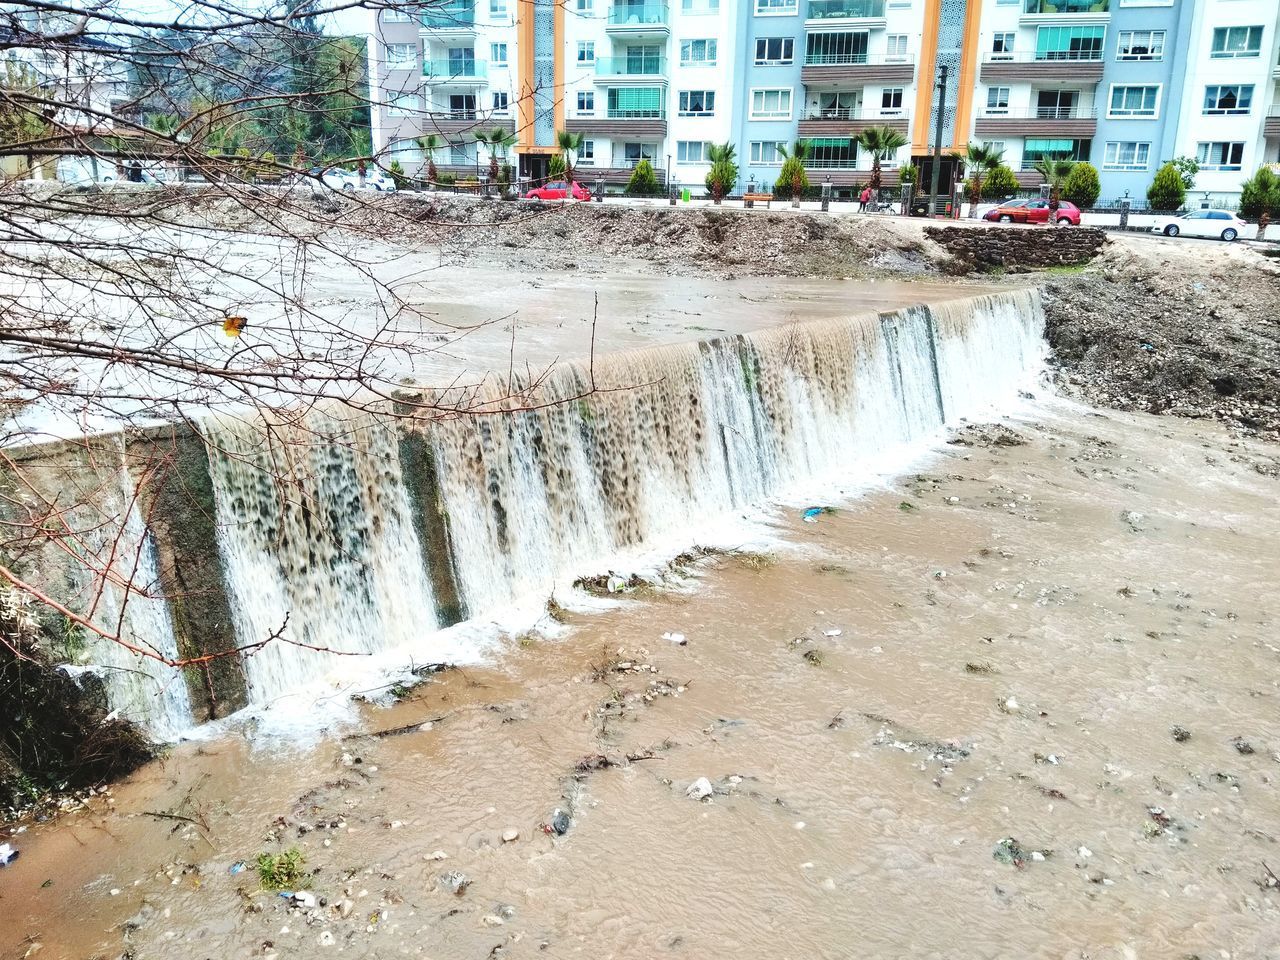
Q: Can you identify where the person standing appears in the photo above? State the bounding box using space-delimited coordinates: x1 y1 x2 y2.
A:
859 185 871 212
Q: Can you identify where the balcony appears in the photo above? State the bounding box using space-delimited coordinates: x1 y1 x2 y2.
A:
797 108 910 136
593 56 668 81
801 52 914 85
421 1 476 34
605 3 669 36
1266 105 1280 138
565 108 667 138
805 0 886 27
974 107 1097 137
800 164 905 187
419 112 515 136
1021 0 1109 22
578 164 668 186
979 51 1104 82
422 59 488 85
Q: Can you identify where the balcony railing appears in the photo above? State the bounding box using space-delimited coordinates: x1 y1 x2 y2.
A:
1023 0 1109 12
807 0 885 18
422 1 476 28
423 59 488 79
606 2 669 25
595 56 667 75
978 107 1097 119
983 50 1103 62
605 108 666 119
803 107 907 120
804 157 861 168
804 52 915 65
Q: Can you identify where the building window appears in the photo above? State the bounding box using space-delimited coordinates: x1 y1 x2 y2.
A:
386 92 420 116
815 91 860 120
580 139 594 163
1196 141 1245 171
806 31 868 65
1035 25 1105 61
490 42 508 64
991 32 1015 59
607 87 664 118
754 0 798 13
810 137 856 169
750 88 792 119
450 143 469 164
749 141 786 164
577 41 595 63
677 140 709 163
682 0 720 11
1107 84 1159 118
388 138 424 165
985 87 1010 115
881 87 904 112
678 90 715 116
576 0 593 10
886 34 908 62
386 42 417 70
1116 29 1164 60
754 37 794 65
1203 85 1252 116
1210 26 1262 58
680 38 718 64
382 7 411 22
492 91 509 113
622 142 657 166
1102 141 1150 171
577 90 595 114
448 93 477 118
489 0 508 15
1021 138 1089 168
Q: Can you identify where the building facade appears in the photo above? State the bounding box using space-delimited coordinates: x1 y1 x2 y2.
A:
369 0 1280 202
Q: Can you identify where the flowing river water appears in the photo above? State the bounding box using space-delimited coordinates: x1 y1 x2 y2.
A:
3 399 1279 960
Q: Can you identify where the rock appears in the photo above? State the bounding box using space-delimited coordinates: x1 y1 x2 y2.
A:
686 777 714 801
1076 845 1093 860
1233 737 1255 755
318 931 335 947
437 871 472 896
293 891 317 909
549 809 571 835
425 850 449 861
999 696 1020 714
501 828 519 843
481 914 505 927
661 631 687 645
337 899 354 919
1171 725 1191 743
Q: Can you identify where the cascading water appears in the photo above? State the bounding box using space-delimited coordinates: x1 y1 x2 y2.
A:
67 289 1046 732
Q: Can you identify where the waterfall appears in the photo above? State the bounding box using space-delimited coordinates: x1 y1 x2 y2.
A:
64 289 1044 729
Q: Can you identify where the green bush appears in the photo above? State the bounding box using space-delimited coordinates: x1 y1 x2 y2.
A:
1146 162 1186 212
898 163 918 186
626 158 660 195
389 159 406 189
437 171 456 185
982 164 1019 199
1239 166 1280 221
1062 162 1100 208
548 154 566 179
256 848 307 891
773 156 809 199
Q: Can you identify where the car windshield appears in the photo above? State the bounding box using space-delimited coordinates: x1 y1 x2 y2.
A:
547 182 565 189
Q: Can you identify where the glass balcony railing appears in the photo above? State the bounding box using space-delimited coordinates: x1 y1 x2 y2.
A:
422 1 476 28
804 52 914 65
807 0 885 19
1023 0 1109 13
595 56 667 75
423 59 487 79
606 3 669 25
605 107 666 119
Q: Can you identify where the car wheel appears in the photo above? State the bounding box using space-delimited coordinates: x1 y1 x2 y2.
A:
342 182 354 191
1221 228 1238 242
1057 217 1072 226
999 215 1013 223
1164 225 1179 237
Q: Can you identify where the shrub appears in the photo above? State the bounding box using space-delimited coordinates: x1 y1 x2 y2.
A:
898 163 917 186
773 156 809 199
1171 156 1199 190
436 171 456 185
256 848 308 891
626 158 660 195
547 154 566 179
982 164 1019 199
1146 162 1186 212
1239 166 1280 221
389 159 406 189
1063 162 1100 208
704 142 738 201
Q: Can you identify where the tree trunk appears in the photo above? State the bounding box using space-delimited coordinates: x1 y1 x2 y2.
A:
870 159 882 194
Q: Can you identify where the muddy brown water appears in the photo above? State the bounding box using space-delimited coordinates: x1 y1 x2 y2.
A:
3 403 1279 960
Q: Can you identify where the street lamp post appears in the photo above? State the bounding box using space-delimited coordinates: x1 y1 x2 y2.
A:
927 64 948 218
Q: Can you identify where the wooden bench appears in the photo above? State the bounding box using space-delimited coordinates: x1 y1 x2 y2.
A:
743 192 774 209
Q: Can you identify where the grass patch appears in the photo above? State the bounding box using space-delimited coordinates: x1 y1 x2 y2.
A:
256 847 307 891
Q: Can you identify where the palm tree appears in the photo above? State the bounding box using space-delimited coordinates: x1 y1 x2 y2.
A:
1033 157 1075 204
475 127 516 182
705 140 738 203
417 133 443 185
556 130 586 191
854 125 908 194
962 141 1005 217
776 139 811 208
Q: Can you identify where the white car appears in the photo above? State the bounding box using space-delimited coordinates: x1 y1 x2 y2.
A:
320 169 396 192
1150 209 1251 242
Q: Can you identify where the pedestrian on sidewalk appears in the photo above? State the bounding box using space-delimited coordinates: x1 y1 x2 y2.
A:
859 185 871 212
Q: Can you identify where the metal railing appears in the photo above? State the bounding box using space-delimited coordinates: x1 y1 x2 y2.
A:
1023 0 1109 12
606 2 669 25
594 56 667 75
422 2 476 28
803 52 915 65
604 108 666 119
978 107 1098 119
423 59 488 79
983 50 1104 62
803 108 908 121
807 0 885 17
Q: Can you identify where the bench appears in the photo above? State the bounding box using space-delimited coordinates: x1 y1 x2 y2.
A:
743 192 774 209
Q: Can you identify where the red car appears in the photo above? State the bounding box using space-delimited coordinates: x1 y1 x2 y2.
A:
525 180 592 201
984 199 1081 226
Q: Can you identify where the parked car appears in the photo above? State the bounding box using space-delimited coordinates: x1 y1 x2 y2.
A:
984 199 1081 225
316 168 396 192
525 180 591 201
1149 209 1248 242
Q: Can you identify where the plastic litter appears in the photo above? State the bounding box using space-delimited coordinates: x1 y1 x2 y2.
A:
686 777 714 801
228 861 246 875
662 631 687 645
822 628 842 638
0 843 18 867
606 575 626 593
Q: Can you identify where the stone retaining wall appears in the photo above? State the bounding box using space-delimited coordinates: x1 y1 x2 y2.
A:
925 225 1107 274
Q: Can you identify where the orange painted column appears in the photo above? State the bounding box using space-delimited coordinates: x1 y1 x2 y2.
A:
951 0 983 149
911 0 941 156
517 0 536 150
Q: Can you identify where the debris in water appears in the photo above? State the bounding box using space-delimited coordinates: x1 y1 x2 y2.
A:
1171 726 1191 743
0 843 18 866
992 838 1050 868
437 871 472 896
803 506 834 523
317 930 335 946
686 777 714 801
228 861 246 875
999 696 1020 714
544 809 571 836
662 631 687 645
1232 737 1255 755
964 661 997 675
501 828 519 843
822 628 842 638
803 649 824 666
898 501 917 512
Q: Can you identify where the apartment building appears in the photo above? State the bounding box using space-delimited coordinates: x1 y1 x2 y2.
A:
370 0 1280 200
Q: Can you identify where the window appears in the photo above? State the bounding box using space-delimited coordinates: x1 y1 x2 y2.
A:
680 39 718 65
576 0 592 10
991 32 1015 59
622 142 657 165
388 138 424 165
1035 25 1105 61
1203 85 1252 116
678 90 715 116
677 140 709 163
810 137 855 169
1117 29 1164 60
580 139 595 164
1021 138 1089 168
1036 89 1077 118
489 0 508 15
386 92 420 116
881 87 904 112
1210 26 1262 58
806 31 867 65
755 0 798 13
492 91 509 113
607 87 663 118
1102 141 1150 171
886 34 908 62
750 88 792 119
450 143 469 164
754 37 794 65
996 0 1018 6
985 87 1010 115
749 141 786 164
623 45 662 73
682 0 720 11
1108 84 1159 118
448 93 476 118
382 7 411 22
386 43 417 70
1196 141 1245 171
490 42 508 64
577 41 595 63
577 91 595 113
815 91 861 120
